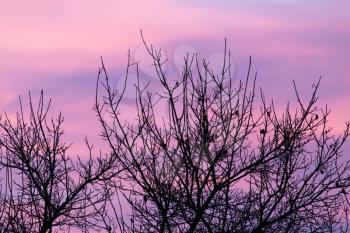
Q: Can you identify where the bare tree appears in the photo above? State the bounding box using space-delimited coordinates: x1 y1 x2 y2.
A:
95 37 350 233
0 91 120 233
0 36 348 233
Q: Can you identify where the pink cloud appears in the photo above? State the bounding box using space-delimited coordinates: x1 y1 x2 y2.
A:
0 0 349 158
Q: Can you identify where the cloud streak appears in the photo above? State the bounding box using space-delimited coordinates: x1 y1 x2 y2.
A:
0 0 349 155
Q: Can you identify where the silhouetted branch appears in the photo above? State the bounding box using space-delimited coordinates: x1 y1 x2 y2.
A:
96 37 350 233
0 91 121 233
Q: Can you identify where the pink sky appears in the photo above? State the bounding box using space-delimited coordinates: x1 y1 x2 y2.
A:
0 0 349 155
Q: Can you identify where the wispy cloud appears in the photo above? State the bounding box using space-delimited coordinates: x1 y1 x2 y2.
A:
0 0 349 156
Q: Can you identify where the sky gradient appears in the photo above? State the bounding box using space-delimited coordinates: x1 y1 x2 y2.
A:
1 0 349 155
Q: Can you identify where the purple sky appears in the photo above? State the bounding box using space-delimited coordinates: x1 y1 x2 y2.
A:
0 0 349 155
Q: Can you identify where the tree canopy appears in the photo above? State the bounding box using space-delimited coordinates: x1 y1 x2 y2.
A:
0 39 349 233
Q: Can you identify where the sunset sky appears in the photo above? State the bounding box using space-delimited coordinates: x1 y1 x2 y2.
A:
1 0 349 155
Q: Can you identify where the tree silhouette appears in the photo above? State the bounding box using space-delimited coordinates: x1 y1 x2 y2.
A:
0 92 120 232
0 38 349 233
95 37 350 233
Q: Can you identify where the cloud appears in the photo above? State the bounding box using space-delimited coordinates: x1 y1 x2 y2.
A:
1 0 349 156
